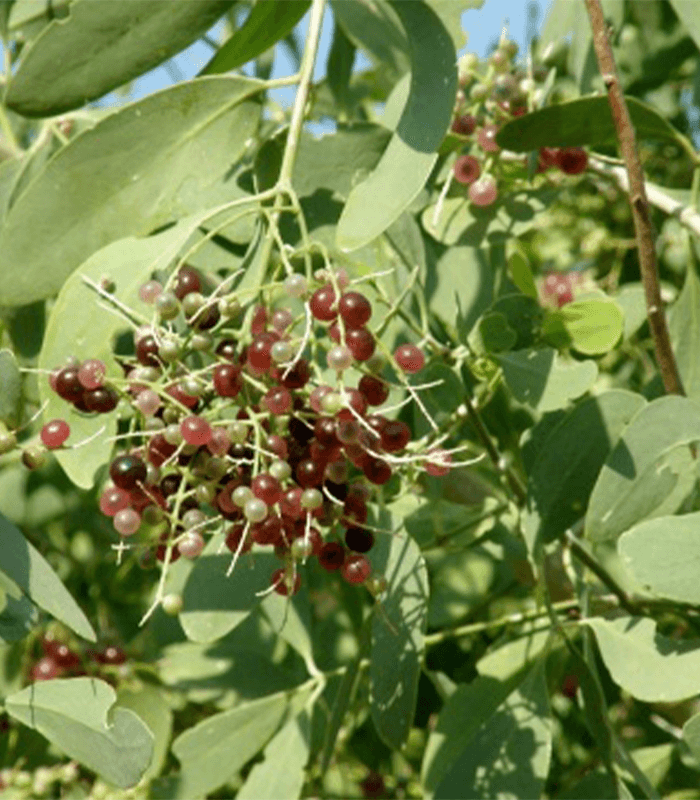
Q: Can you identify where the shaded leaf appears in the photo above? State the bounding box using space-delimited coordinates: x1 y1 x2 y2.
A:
618 513 700 605
669 0 700 54
326 18 356 111
336 0 456 251
0 348 21 428
0 511 95 641
0 76 262 306
508 249 538 300
201 0 310 76
497 95 685 152
468 312 517 355
541 298 624 356
5 677 153 788
6 0 234 116
585 395 700 543
669 264 700 400
116 685 173 781
524 391 646 548
497 348 598 412
0 590 38 642
682 711 700 762
411 363 463 439
369 527 429 750
587 616 700 702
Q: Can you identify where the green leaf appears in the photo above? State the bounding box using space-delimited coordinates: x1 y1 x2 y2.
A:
616 283 648 340
669 0 700 53
497 348 598 412
508 249 538 300
669 264 700 400
0 76 262 306
37 215 221 489
200 0 310 76
497 95 685 152
0 590 38 642
468 312 517 355
181 543 279 643
682 711 700 762
0 1 14 36
0 348 21 428
0 511 96 641
172 686 310 798
585 395 700 543
422 190 550 247
260 584 315 674
326 18 356 111
477 626 553 682
425 547 495 629
5 677 153 788
618 513 700 605
524 391 646 548
330 0 409 79
541 298 624 356
116 685 173 782
236 712 310 800
369 527 429 750
5 0 234 116
587 616 700 702
422 664 552 799
336 0 456 251
411 363 464 439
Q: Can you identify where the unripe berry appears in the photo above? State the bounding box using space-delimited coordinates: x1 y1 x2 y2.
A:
161 593 183 615
468 175 498 207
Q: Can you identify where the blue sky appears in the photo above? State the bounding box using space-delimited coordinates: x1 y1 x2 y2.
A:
100 0 554 113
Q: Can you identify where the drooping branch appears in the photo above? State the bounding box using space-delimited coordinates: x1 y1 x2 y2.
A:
584 0 685 396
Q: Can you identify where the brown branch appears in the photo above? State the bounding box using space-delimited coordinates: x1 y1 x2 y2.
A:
584 0 685 396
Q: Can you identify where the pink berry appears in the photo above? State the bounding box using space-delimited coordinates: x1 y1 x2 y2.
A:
453 155 481 185
180 416 213 446
78 359 105 390
178 531 205 559
263 386 293 414
477 124 500 152
99 486 130 516
31 656 62 681
134 389 160 416
139 280 162 304
468 176 498 206
425 449 452 477
341 554 372 584
40 419 70 449
394 344 425 374
272 307 294 332
207 427 231 456
113 508 141 536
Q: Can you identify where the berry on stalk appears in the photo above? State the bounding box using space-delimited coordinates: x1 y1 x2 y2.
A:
109 454 147 490
77 359 106 389
40 419 70 449
394 344 425 374
341 554 372 584
453 155 481 185
338 292 372 328
180 416 213 447
309 284 337 321
468 175 498 206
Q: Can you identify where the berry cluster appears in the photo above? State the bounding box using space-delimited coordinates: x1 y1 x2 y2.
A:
30 631 127 682
44 265 452 605
447 39 588 208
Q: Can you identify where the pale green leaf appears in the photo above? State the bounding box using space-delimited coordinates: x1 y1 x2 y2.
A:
0 348 21 428
116 685 173 781
541 298 624 355
669 264 700 400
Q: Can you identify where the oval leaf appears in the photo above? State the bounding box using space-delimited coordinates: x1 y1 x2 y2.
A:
0 511 95 640
496 95 685 152
5 0 234 116
618 513 700 605
585 395 700 543
587 616 700 702
669 265 700 400
0 348 21 427
0 75 262 307
201 0 310 75
541 298 624 355
497 348 598 412
5 677 153 788
369 526 429 749
336 0 456 251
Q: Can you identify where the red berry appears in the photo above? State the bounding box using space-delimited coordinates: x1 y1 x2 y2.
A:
266 434 288 460
271 567 301 596
556 147 588 175
477 123 500 152
425 448 452 477
135 335 160 367
345 527 374 552
280 487 303 519
363 456 392 485
309 284 337 321
180 416 212 446
537 147 559 171
252 515 285 545
468 175 498 206
251 304 268 335
213 363 243 397
380 420 411 453
148 434 177 467
55 366 84 402
248 335 275 372
40 419 70 449
109 454 147 490
341 554 372 584
359 375 389 406
173 266 202 299
346 328 375 362
94 645 127 665
51 643 81 669
166 383 199 409
276 358 311 390
225 523 252 554
451 114 477 135
99 486 130 516
453 154 481 185
215 339 237 360
343 494 368 526
394 344 425 374
263 386 292 414
338 292 372 328
295 459 325 488
31 656 62 681
251 473 283 506
84 386 119 413
318 542 345 571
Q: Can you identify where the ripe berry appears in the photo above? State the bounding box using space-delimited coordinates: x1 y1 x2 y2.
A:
363 456 392 485
251 473 283 506
135 334 159 367
280 487 303 519
380 420 411 452
338 292 372 328
425 448 452 477
248 335 274 372
215 339 237 361
359 375 389 406
31 656 62 681
537 147 559 171
252 515 284 545
341 554 371 584
99 486 130 516
345 527 374 552
271 567 301 596
318 542 345 571
263 386 292 414
394 344 425 374
55 366 84 402
557 146 588 175
309 284 337 321
77 358 106 389
451 114 477 135
212 363 243 398
346 328 375 362
251 304 268 335
85 386 119 413
225 523 252 554
296 459 325 488
166 383 198 409
40 419 70 449
277 359 311 389
272 308 294 332
477 124 500 152
109 454 147 490
94 645 127 665
468 175 498 206
453 154 481 185
180 416 212 446
173 267 202 299
113 508 141 536
148 434 177 467
343 494 368 525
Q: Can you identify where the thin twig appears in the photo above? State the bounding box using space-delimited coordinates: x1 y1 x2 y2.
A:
585 0 685 396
